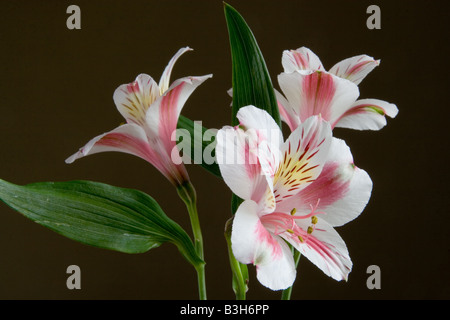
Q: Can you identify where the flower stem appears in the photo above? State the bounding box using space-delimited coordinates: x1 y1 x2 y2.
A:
225 217 248 300
177 181 207 300
281 249 301 300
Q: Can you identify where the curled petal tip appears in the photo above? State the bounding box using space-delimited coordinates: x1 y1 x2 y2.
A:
187 74 213 84
65 153 78 164
387 103 399 118
179 46 193 53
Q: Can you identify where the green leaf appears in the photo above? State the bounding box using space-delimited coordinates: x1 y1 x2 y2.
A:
0 179 203 267
177 115 221 178
224 2 281 127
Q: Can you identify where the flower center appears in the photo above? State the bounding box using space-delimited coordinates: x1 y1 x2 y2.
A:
260 200 323 244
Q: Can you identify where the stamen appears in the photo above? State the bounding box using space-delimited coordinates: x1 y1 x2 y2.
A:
310 198 322 214
293 211 321 220
261 211 320 247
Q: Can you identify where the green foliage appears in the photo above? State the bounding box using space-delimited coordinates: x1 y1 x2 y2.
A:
0 179 203 267
224 3 281 128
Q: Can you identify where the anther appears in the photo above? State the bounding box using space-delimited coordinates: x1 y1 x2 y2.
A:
307 226 314 234
290 208 297 216
311 216 318 225
298 235 304 243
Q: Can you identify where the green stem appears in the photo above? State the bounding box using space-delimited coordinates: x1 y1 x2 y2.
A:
194 262 207 300
177 181 207 300
225 217 247 300
281 250 301 300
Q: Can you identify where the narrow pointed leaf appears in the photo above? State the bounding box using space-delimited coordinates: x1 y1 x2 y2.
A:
224 2 281 127
0 179 203 267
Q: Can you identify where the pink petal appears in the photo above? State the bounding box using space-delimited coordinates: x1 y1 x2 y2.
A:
329 54 380 85
277 70 360 127
290 217 352 281
282 47 325 73
231 200 296 290
333 98 398 130
65 124 188 185
146 75 212 153
277 138 373 227
65 123 159 165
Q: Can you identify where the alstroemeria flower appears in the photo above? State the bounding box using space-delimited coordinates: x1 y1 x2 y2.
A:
66 47 212 186
277 46 398 132
216 106 372 290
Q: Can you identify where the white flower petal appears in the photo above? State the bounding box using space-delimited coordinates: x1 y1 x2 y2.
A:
272 116 332 202
146 75 212 149
328 54 380 85
255 236 296 290
278 70 360 127
321 165 372 226
277 138 372 227
65 123 156 165
113 74 160 126
333 98 398 130
275 89 301 132
158 47 193 94
282 47 325 73
291 217 352 281
216 127 270 203
231 200 296 290
236 105 284 149
231 200 273 265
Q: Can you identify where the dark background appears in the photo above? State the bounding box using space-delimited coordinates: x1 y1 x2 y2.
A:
0 0 448 300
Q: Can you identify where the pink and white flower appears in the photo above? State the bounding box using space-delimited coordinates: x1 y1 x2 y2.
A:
277 47 398 132
216 106 372 290
66 47 212 186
